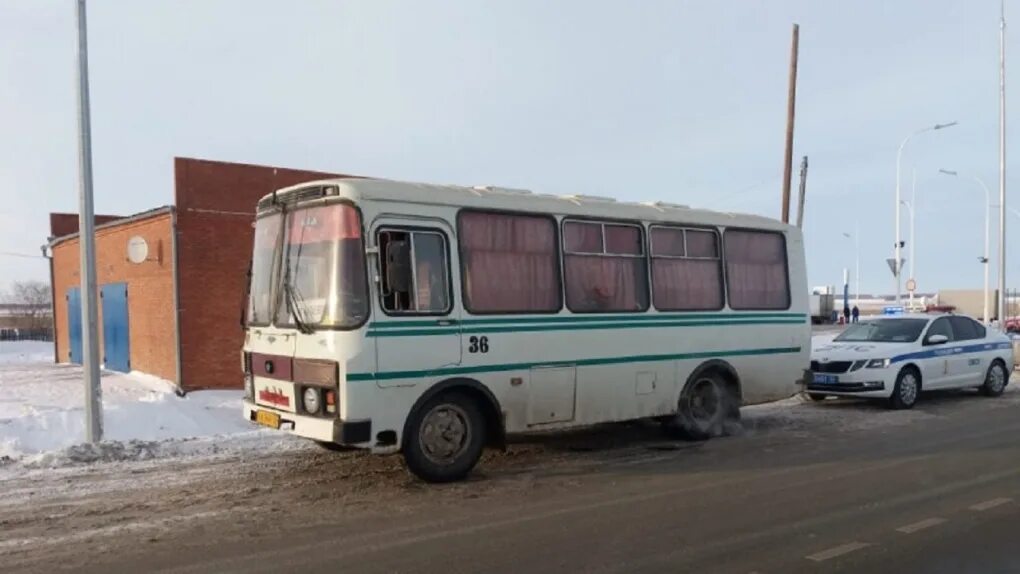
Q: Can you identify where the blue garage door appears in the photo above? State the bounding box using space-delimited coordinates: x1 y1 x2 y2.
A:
67 287 82 364
101 283 130 373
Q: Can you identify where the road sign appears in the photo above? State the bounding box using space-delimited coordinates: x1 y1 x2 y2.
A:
906 278 917 292
886 258 905 276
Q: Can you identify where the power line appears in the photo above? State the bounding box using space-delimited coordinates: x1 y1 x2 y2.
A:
0 251 46 259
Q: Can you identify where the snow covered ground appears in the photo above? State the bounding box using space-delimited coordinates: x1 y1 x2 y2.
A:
0 340 53 364
0 341 307 470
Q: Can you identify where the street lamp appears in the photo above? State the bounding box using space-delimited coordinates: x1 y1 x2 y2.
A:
842 223 861 306
899 199 915 308
895 121 957 304
939 169 992 323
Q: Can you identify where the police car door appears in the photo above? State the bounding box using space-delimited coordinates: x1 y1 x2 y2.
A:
920 317 958 389
949 316 988 386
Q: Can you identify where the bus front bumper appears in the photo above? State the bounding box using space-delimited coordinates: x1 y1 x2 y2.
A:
243 400 372 445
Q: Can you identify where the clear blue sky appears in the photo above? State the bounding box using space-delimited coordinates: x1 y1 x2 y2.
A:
0 0 1013 295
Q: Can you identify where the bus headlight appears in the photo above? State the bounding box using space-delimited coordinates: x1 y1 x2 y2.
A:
244 374 254 400
303 387 321 414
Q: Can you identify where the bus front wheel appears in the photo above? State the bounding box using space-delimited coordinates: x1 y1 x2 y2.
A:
668 372 734 441
403 392 486 483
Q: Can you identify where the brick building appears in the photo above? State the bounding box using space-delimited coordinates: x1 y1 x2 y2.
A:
48 157 350 391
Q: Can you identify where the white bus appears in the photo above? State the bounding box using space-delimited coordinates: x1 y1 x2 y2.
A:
242 178 810 482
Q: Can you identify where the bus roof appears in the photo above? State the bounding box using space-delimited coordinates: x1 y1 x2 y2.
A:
257 177 794 233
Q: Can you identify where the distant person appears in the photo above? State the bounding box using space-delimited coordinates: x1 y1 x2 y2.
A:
851 305 860 323
843 306 851 325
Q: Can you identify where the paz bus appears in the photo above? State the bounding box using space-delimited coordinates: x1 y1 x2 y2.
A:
242 178 810 482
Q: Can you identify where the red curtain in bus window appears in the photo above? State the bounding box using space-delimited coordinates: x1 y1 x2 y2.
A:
652 259 723 310
563 221 603 253
650 228 723 310
603 224 642 255
288 204 361 244
724 230 790 310
650 227 685 256
459 212 560 313
564 256 648 312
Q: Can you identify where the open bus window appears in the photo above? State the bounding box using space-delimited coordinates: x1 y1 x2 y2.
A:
378 229 450 314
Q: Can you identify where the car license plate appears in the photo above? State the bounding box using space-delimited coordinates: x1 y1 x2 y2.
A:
813 373 838 385
255 410 281 429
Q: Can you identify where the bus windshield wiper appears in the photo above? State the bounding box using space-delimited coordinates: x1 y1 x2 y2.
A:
282 227 315 335
283 268 315 335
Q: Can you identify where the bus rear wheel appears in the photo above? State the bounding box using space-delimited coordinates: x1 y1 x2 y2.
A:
403 392 486 483
668 372 734 440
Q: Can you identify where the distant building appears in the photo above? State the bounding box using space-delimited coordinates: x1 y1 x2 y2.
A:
47 157 355 392
0 303 53 342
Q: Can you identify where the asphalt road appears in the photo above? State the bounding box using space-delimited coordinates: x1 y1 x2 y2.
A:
3 388 1020 574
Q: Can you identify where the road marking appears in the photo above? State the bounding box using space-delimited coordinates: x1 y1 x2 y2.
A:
896 517 947 533
969 497 1013 511
805 541 871 562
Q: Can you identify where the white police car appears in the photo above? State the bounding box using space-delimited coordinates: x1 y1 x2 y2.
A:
808 314 1014 409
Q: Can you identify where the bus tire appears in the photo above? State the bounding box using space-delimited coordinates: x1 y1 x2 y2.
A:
402 392 486 483
670 371 731 441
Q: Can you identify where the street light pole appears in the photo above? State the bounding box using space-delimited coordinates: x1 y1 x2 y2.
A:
940 169 992 323
894 122 957 305
843 224 861 306
75 0 103 443
998 0 1007 325
900 198 915 308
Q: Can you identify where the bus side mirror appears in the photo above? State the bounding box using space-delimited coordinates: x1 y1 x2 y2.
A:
385 240 411 293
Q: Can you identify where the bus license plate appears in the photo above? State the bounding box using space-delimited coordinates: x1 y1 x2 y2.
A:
255 410 281 429
813 374 838 385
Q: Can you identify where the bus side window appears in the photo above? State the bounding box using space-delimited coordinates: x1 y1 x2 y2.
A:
378 229 451 315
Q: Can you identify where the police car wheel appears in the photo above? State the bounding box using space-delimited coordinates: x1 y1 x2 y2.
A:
806 393 828 402
981 360 1008 397
888 367 920 410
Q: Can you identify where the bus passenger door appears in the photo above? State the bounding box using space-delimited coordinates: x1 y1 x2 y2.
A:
372 221 461 387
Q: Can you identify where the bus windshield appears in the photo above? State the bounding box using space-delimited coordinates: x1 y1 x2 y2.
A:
275 203 369 329
247 214 282 325
833 318 928 343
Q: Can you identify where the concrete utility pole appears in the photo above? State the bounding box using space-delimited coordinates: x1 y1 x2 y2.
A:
75 0 103 443
781 23 799 224
998 0 1008 324
795 156 808 228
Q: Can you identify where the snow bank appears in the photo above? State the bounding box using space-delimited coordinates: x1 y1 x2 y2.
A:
0 347 306 468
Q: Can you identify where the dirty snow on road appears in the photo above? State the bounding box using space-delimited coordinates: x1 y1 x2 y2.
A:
0 341 307 469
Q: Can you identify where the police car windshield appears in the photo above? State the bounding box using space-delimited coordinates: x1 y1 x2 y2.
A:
834 318 929 343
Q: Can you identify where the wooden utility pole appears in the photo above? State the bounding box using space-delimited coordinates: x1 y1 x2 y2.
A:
781 23 800 223
796 155 808 228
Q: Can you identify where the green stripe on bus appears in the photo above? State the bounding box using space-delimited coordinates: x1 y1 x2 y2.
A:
368 312 807 329
346 345 802 382
366 318 806 337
